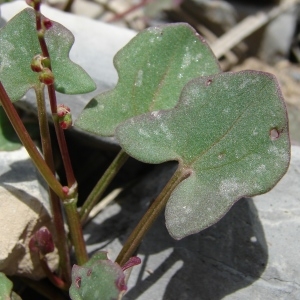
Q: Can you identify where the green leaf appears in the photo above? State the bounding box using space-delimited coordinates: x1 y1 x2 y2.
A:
69 251 126 300
0 106 21 151
0 272 22 300
0 8 96 102
116 71 290 239
75 23 220 136
0 272 13 300
0 106 40 152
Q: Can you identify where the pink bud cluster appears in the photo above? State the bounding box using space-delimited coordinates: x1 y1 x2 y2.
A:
31 54 55 85
57 104 72 130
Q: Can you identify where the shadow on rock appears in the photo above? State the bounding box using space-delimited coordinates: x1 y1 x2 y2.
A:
84 162 268 300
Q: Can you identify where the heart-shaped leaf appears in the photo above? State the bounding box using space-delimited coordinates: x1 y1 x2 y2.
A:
116 71 290 239
75 23 220 136
0 8 96 102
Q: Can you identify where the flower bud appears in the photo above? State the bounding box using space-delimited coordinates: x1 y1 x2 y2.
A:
57 104 72 129
29 226 54 256
57 104 71 117
31 54 44 72
59 114 72 130
39 68 55 85
43 18 53 30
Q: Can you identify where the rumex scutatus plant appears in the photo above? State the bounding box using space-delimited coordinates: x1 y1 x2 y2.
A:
0 1 290 299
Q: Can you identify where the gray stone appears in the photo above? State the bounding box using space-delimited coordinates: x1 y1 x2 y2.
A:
84 146 300 299
258 6 299 64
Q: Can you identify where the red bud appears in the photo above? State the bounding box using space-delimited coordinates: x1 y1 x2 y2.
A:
39 68 55 85
29 227 54 256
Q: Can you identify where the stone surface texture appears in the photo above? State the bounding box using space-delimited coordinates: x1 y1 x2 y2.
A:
0 147 58 280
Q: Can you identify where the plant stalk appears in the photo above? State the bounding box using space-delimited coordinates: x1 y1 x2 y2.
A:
0 81 65 199
64 197 89 265
33 2 86 266
35 86 71 286
34 3 76 188
39 254 68 290
115 166 190 266
80 149 129 224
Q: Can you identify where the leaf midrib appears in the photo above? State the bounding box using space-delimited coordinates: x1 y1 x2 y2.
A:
185 82 268 170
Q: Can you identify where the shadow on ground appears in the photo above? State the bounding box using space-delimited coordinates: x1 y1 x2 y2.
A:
84 162 268 300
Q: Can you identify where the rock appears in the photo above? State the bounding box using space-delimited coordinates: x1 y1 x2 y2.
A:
84 146 300 299
257 6 298 64
71 0 103 19
0 147 58 280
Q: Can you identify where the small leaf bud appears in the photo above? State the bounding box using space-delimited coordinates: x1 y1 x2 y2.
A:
39 68 55 85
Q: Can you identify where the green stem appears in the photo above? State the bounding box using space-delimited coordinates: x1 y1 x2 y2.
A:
64 197 88 265
0 81 65 199
35 86 71 286
115 165 190 266
80 149 129 224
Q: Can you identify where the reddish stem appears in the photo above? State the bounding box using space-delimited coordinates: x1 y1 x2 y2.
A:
34 3 76 188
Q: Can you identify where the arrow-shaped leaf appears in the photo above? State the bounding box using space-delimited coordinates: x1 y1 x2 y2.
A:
116 71 290 239
75 23 220 136
0 8 96 102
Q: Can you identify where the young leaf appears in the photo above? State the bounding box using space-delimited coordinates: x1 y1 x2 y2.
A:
0 8 96 102
69 251 140 300
75 23 220 136
116 71 290 239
